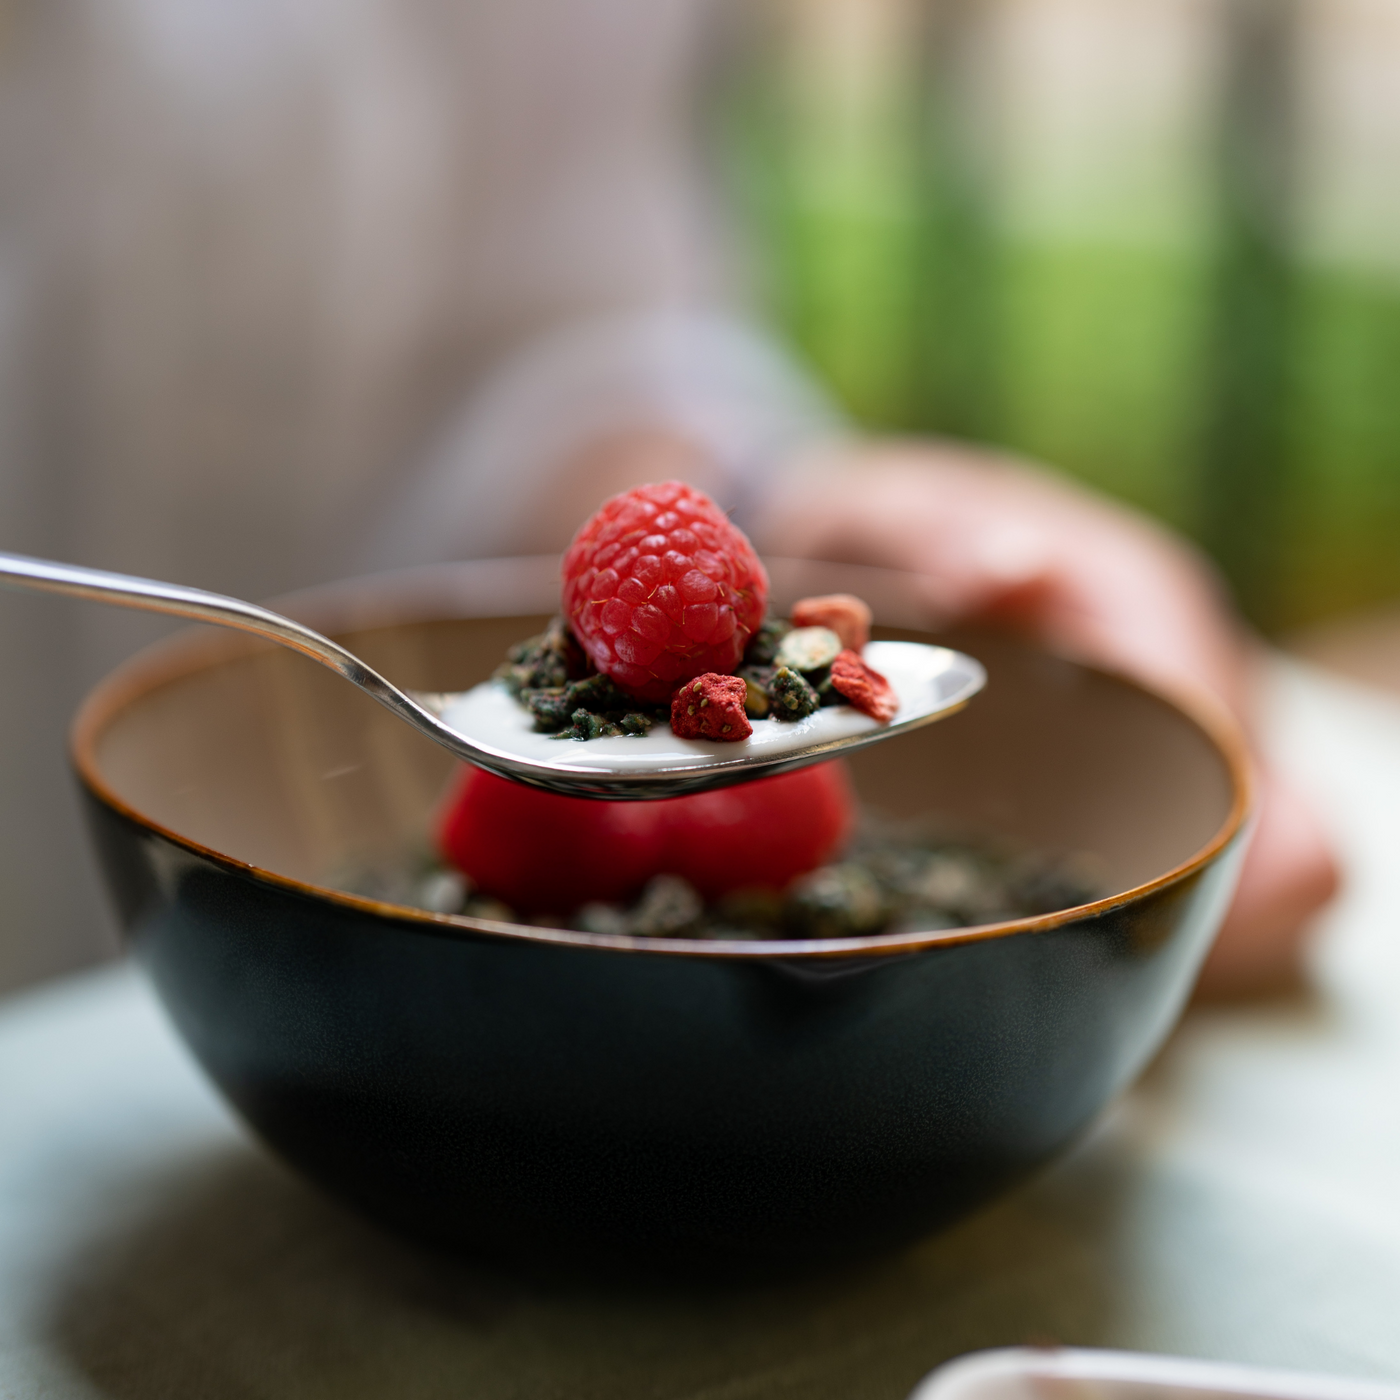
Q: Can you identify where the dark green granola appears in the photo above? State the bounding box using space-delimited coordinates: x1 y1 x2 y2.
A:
497 610 856 737
740 675 771 719
745 628 845 722
767 665 821 721
562 708 624 740
741 616 793 667
575 874 704 938
518 669 667 739
783 863 891 939
355 819 1108 943
814 669 844 707
494 616 590 696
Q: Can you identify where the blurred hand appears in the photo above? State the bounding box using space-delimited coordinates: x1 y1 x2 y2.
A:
752 440 1340 998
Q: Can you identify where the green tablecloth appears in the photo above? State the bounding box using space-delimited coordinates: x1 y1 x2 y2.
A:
3 661 1399 1400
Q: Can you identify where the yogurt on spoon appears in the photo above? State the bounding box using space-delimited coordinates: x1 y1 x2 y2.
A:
440 638 985 778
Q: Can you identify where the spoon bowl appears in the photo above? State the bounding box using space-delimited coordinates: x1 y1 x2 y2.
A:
0 550 982 798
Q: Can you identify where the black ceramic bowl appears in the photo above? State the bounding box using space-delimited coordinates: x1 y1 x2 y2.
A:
74 557 1249 1272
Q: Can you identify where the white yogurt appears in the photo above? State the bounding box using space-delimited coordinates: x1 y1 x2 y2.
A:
439 641 980 776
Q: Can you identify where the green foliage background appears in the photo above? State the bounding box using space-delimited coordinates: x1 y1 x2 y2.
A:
725 1 1400 634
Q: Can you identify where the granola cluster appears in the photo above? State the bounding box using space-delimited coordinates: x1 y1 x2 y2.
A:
497 592 896 743
494 619 668 739
347 818 1105 942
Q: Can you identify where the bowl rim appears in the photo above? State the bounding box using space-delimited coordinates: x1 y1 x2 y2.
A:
71 560 1254 961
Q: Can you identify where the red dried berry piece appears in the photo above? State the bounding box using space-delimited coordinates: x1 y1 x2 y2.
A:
791 594 872 652
670 673 752 742
438 761 855 914
829 649 899 722
561 480 768 703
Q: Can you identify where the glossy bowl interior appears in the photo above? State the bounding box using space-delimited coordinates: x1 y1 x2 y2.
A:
74 557 1249 1270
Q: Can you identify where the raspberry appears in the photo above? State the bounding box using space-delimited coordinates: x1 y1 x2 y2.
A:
829 649 899 722
438 761 855 914
669 673 752 742
791 594 872 652
561 481 768 703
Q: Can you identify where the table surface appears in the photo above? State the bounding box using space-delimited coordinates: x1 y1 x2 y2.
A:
3 659 1400 1400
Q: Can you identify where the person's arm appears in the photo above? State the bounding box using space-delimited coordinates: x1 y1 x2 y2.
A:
749 441 1341 998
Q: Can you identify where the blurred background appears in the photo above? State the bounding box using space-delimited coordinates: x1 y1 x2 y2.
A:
1 0 1397 993
727 0 1400 634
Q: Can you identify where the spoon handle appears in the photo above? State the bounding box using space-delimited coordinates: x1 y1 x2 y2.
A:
0 549 447 738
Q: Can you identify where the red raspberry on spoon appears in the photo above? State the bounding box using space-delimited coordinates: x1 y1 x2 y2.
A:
562 481 768 703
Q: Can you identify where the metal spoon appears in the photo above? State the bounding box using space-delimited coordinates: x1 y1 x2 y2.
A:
0 550 984 799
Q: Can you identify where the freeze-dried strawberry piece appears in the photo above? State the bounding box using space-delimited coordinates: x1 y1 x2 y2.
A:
561 481 768 703
670 673 752 741
791 594 872 652
829 649 899 722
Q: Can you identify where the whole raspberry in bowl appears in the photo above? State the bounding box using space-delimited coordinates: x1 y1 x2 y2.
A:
561 481 768 703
